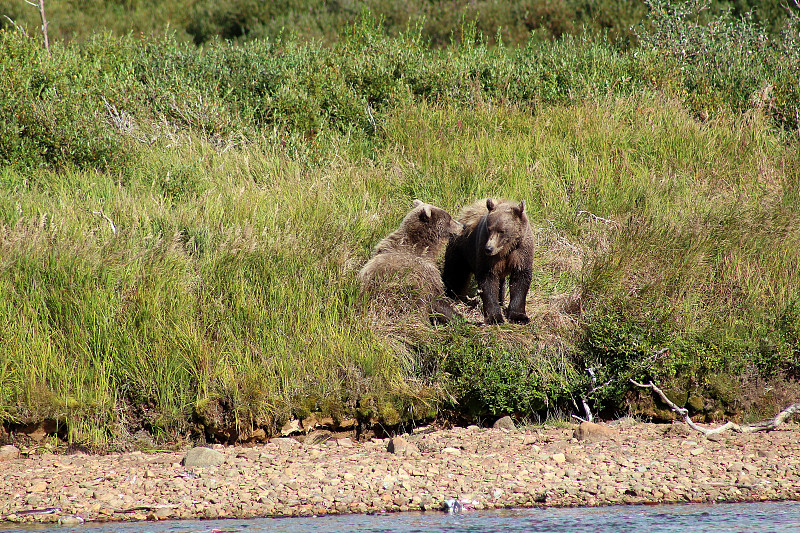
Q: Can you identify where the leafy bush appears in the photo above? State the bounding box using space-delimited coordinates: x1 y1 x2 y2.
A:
638 0 800 129
411 323 572 418
580 301 673 411
0 31 131 171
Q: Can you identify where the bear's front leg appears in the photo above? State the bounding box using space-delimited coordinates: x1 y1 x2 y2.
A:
506 268 532 324
478 275 505 325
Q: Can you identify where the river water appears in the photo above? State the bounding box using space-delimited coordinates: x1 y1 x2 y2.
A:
4 501 800 533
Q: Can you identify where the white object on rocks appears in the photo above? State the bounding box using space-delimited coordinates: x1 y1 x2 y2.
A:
281 419 302 436
58 515 85 525
443 498 462 513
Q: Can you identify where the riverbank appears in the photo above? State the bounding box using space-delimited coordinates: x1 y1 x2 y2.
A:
2 420 799 525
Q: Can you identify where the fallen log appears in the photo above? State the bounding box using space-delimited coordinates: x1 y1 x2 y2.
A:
630 379 800 435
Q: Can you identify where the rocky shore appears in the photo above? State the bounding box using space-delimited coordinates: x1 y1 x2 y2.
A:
2 420 799 525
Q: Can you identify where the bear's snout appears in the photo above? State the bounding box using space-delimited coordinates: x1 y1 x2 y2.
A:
484 234 503 256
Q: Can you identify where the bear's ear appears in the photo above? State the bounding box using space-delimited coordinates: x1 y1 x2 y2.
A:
420 204 432 221
515 200 526 216
486 198 496 211
413 199 423 208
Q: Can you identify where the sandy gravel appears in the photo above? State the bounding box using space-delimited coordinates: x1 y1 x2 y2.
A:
1 421 799 525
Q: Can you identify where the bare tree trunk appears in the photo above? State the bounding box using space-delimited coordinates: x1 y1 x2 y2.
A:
26 0 50 54
38 0 49 54
631 379 800 435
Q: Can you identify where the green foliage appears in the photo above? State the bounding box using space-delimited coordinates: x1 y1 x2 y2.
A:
0 31 131 171
154 162 205 202
1 2 800 444
748 296 800 377
3 1 798 176
639 0 800 129
582 305 672 402
417 323 566 417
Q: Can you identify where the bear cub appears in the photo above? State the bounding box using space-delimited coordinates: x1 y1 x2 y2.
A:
359 200 464 324
442 198 534 325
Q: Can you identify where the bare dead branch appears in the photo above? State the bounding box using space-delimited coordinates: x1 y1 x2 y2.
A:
580 397 593 422
101 97 155 145
569 396 589 423
631 379 800 435
30 0 50 55
576 210 617 227
3 15 27 35
91 210 117 235
365 102 377 132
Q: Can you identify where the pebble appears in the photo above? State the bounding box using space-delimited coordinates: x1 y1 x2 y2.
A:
1 422 799 524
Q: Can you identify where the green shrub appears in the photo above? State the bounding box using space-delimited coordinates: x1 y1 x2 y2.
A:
411 323 573 418
638 0 800 129
580 302 673 410
0 31 131 171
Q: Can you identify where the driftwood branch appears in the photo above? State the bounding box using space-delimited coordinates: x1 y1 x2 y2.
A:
576 210 617 227
572 367 616 423
91 210 117 235
579 367 600 423
631 379 800 435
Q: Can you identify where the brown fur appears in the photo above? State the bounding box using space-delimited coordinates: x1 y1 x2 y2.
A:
442 198 534 325
359 200 463 324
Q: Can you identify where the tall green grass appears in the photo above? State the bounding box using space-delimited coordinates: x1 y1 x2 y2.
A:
0 141 412 445
1 4 799 445
4 93 797 444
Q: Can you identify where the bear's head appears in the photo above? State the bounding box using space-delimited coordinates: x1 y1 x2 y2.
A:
400 199 463 256
483 198 529 256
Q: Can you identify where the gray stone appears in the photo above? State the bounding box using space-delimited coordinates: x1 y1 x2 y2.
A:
493 416 516 431
416 436 442 454
181 447 225 467
661 422 691 438
0 445 20 461
270 437 301 449
387 437 419 455
28 481 48 493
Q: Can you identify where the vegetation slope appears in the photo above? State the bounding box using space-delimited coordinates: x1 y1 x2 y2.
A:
1 0 799 448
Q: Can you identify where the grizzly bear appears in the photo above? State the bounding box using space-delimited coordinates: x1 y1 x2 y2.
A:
442 198 534 325
359 200 464 324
